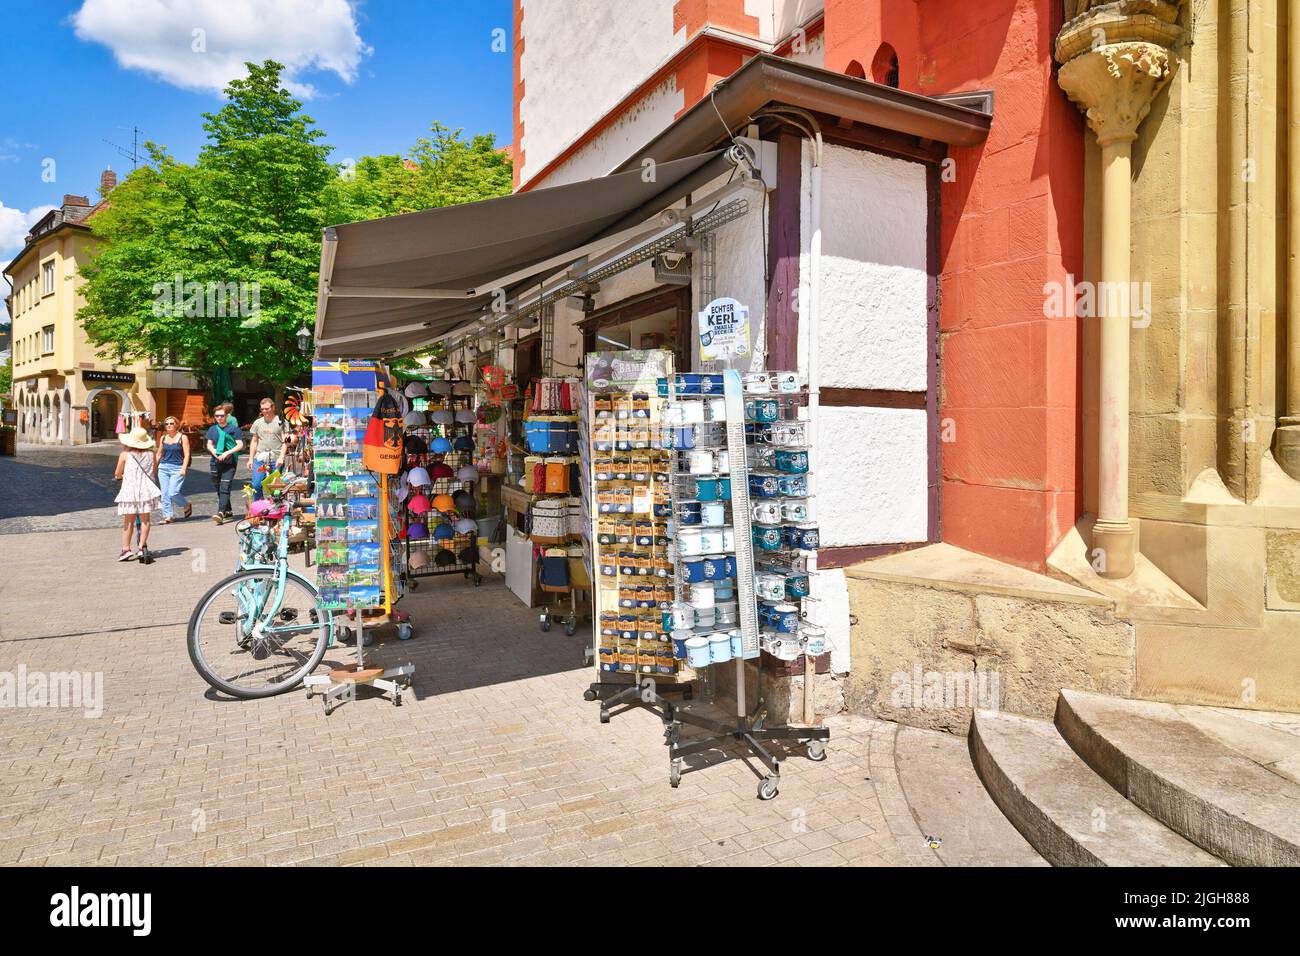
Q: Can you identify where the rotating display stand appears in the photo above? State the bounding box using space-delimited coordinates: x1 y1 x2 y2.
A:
585 364 828 800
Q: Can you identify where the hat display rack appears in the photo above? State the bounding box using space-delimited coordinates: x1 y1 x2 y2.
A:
398 379 483 588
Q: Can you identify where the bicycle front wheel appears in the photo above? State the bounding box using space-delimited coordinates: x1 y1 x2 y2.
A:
188 569 331 698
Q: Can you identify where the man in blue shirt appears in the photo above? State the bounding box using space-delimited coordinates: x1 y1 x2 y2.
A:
205 407 245 523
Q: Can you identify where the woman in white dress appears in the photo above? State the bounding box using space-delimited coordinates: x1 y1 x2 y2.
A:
114 425 163 562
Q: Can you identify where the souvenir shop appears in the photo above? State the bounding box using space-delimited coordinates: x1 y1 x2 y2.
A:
310 58 977 792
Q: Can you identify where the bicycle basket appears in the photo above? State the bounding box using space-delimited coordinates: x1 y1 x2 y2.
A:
235 519 277 569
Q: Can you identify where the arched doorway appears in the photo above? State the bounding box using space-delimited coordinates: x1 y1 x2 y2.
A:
89 389 124 441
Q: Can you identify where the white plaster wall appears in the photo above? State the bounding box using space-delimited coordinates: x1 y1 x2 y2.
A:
543 76 684 187
817 405 928 546
690 171 768 373
800 142 928 392
519 1 682 185
786 30 824 68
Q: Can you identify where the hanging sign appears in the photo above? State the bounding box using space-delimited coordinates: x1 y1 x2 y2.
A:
698 297 750 361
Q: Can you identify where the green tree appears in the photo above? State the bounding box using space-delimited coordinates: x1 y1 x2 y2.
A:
81 60 334 385
327 123 512 221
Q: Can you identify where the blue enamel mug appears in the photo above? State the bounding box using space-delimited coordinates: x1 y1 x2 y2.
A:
695 476 720 501
713 579 736 601
785 573 811 599
676 500 702 525
680 558 708 583
718 478 732 500
753 525 783 551
701 554 730 581
782 523 820 551
760 602 800 633
678 374 703 396
777 474 808 496
749 472 780 498
745 398 779 423
672 633 690 659
699 374 724 395
774 449 809 474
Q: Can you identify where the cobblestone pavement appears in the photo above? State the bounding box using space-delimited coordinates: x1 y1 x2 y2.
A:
1 443 248 534
0 449 1039 867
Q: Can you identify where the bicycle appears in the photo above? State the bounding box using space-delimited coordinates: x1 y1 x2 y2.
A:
187 479 334 698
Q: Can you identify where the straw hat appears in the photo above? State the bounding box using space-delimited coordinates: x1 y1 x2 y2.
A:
119 426 155 450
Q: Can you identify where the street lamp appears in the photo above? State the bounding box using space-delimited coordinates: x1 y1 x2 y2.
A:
296 325 312 355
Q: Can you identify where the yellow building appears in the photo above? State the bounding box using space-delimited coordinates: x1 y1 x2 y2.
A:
3 171 206 444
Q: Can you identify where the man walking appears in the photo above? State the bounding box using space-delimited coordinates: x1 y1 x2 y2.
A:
247 397 287 501
205 406 244 524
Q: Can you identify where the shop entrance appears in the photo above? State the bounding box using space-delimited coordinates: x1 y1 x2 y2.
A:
89 390 122 441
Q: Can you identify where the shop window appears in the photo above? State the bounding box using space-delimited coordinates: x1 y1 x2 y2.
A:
871 43 900 88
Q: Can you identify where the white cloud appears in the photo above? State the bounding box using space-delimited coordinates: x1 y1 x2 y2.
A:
71 0 371 98
0 202 58 324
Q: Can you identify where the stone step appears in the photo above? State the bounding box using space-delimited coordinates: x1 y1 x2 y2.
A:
970 709 1222 867
1056 689 1300 867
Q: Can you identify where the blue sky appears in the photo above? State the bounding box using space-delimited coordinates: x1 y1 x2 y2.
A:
0 0 514 323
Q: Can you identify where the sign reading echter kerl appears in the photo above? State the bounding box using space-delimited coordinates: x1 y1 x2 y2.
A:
698 297 750 362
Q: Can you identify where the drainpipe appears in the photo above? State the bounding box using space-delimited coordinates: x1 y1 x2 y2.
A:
1279 0 1300 480
753 106 821 724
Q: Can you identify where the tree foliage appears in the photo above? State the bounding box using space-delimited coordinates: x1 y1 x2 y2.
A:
79 61 511 385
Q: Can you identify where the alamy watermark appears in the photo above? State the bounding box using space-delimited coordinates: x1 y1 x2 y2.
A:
1043 274 1152 328
890 665 1001 711
0 665 103 718
152 273 260 319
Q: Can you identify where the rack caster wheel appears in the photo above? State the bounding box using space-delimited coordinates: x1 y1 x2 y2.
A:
360 631 373 648
670 759 682 788
393 691 403 707
599 709 610 724
757 776 779 801
397 623 414 641
564 618 577 636
539 615 552 633
806 740 827 762
583 689 597 702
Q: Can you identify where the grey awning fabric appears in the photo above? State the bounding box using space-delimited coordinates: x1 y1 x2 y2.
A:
315 150 730 358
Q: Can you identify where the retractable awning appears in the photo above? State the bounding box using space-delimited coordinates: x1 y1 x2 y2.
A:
314 150 733 358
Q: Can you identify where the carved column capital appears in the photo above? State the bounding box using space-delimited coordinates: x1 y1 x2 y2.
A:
1057 42 1176 146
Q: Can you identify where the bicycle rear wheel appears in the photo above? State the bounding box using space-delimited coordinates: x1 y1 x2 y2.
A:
188 569 331 698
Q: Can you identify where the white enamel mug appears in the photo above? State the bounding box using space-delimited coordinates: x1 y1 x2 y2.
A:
677 528 705 557
687 581 715 609
752 501 782 525
688 449 714 475
699 527 724 552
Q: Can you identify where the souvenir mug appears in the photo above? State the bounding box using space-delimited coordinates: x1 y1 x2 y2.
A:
685 636 711 668
688 449 714 475
775 371 802 393
801 622 827 657
680 559 708 583
784 573 811 599
753 525 783 551
671 634 690 660
699 527 725 552
745 398 779 423
676 374 702 396
718 478 732 500
756 572 787 602
747 423 773 444
765 634 802 661
714 579 736 601
677 528 705 557
676 500 702 525
752 501 782 525
700 501 726 526
708 631 732 663
760 602 800 633
750 445 777 469
671 427 696 450
749 472 780 498
701 554 729 581
687 581 715 609
695 476 720 501
743 372 771 394
783 523 820 551
699 374 724 395
721 527 736 552
774 449 809 474
706 397 727 421
772 422 809 447
777 474 808 496
656 377 670 398
714 602 738 626
780 498 810 522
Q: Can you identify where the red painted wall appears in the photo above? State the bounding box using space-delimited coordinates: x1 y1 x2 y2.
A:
824 0 1084 571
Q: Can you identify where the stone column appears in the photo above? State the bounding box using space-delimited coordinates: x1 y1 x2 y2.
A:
1280 0 1300 480
1057 41 1176 578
